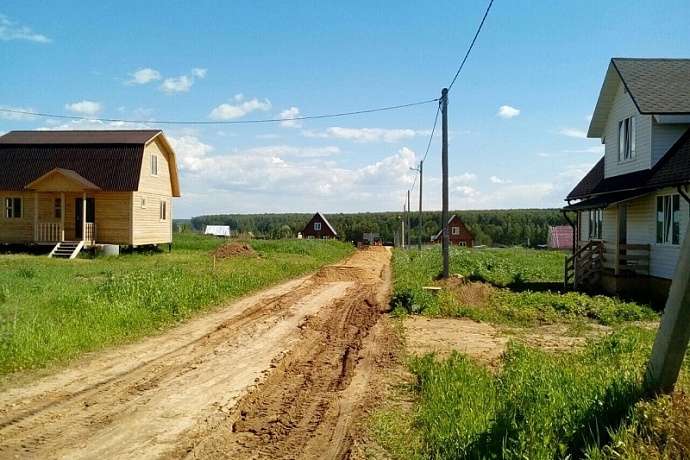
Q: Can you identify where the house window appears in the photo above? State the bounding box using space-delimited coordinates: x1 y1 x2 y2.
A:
151 154 158 176
141 197 147 208
618 116 636 162
588 209 603 239
54 198 62 219
4 197 22 219
459 241 467 247
657 194 680 245
314 222 321 231
452 226 460 235
160 200 167 220
307 235 315 239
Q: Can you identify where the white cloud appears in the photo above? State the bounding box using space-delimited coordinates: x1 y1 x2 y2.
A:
127 68 162 85
245 145 340 158
490 176 512 184
498 105 520 119
0 14 51 43
167 135 215 172
159 68 207 94
454 185 481 198
305 127 416 143
0 105 37 121
208 95 272 120
64 101 102 116
280 107 302 128
558 127 587 139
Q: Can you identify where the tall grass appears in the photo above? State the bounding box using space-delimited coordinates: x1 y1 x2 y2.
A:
0 234 354 375
406 328 654 459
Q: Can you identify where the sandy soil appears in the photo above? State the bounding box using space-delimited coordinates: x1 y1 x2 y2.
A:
0 246 397 460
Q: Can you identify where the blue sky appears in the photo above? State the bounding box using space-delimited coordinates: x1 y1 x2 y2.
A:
2 1 690 219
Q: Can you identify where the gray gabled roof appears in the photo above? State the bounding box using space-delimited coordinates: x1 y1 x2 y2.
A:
588 58 690 138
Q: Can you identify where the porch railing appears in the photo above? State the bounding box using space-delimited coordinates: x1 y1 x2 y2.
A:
602 243 650 275
34 222 97 245
564 240 603 290
35 222 62 243
565 241 651 290
84 223 96 245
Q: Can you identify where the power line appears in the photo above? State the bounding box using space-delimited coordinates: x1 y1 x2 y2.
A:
447 0 494 92
0 98 438 126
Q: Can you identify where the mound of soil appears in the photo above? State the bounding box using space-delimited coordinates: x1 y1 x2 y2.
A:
210 242 257 259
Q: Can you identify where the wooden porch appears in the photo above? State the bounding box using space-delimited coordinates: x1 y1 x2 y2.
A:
565 241 650 291
34 222 97 246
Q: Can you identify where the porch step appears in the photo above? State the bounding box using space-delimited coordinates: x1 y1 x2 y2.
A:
49 241 85 259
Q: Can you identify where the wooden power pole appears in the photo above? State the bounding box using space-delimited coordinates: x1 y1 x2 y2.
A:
645 222 690 393
441 88 449 278
418 160 423 250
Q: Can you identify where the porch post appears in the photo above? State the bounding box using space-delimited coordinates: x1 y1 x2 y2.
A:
645 223 690 393
33 192 38 243
82 192 86 243
60 193 65 242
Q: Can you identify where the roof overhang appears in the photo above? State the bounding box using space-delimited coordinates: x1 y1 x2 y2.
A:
563 189 650 212
587 62 622 139
24 168 101 192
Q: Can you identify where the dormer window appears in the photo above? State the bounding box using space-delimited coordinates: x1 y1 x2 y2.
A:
618 116 636 162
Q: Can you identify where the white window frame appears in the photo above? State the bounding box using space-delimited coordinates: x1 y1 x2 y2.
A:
307 235 315 240
151 154 159 176
459 241 467 247
618 116 636 162
4 197 22 219
588 209 602 240
314 222 321 231
451 226 460 235
657 194 680 245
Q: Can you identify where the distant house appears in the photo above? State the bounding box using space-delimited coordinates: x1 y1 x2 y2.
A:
563 58 690 305
547 225 574 251
0 130 181 254
204 225 231 237
301 212 338 240
431 215 474 247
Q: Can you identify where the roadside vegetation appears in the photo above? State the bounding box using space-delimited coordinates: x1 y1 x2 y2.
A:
0 234 354 377
376 245 689 459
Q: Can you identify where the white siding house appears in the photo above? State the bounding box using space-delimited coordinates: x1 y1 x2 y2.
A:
564 58 690 306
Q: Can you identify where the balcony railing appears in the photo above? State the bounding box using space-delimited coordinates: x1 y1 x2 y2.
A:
565 240 650 290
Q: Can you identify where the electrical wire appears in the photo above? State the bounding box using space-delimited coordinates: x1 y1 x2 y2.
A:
447 0 494 92
0 98 438 126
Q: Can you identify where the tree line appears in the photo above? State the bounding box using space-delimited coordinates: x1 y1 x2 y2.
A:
188 209 575 247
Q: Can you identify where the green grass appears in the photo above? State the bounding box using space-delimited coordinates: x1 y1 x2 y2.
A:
0 234 354 375
370 246 689 460
390 246 657 326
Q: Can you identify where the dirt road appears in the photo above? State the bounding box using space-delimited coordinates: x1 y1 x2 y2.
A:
0 246 396 460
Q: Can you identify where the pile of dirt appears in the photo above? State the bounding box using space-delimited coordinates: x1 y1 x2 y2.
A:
209 242 257 259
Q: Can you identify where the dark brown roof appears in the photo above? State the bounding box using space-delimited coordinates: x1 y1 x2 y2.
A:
648 127 690 188
566 158 604 199
613 58 690 114
0 130 162 145
0 130 163 191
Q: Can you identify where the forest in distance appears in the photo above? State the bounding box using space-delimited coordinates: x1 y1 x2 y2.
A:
187 209 576 247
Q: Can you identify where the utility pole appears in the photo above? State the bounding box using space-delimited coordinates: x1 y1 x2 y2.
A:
418 160 423 250
441 88 449 278
407 189 412 247
402 204 406 249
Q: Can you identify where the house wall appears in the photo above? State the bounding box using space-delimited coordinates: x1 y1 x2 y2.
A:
449 217 474 247
604 82 652 178
0 191 34 243
133 137 175 245
651 119 690 167
624 189 688 280
301 214 337 239
94 192 134 244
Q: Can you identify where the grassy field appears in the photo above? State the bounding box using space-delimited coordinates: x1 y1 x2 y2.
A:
375 245 689 460
0 234 354 377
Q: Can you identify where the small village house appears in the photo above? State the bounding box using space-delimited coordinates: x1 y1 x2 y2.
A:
431 214 474 247
0 130 181 256
563 58 690 306
300 212 338 239
547 225 574 251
